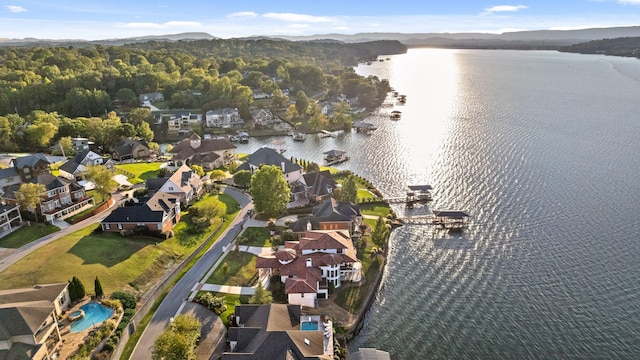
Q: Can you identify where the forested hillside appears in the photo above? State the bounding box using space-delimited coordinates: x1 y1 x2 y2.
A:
561 37 640 58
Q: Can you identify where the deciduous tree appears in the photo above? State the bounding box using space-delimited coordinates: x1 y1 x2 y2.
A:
14 183 46 222
233 170 251 188
87 165 117 203
249 165 289 218
336 174 357 203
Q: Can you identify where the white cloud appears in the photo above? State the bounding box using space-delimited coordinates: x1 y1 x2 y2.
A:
288 24 309 29
227 11 258 18
262 12 336 23
120 21 202 29
618 0 640 4
6 5 27 13
483 5 528 14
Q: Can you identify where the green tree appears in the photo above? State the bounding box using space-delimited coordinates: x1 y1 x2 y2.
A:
233 170 252 188
249 282 273 304
68 276 86 302
127 107 154 126
152 314 201 360
58 136 74 157
23 122 57 149
295 90 310 116
331 102 353 131
190 165 205 177
14 183 46 222
136 121 154 142
87 165 117 203
337 174 357 203
307 102 328 131
249 165 289 218
209 169 226 182
271 88 289 109
94 276 104 298
371 215 390 248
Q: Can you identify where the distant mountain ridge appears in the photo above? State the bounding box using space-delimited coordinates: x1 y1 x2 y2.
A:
2 26 640 48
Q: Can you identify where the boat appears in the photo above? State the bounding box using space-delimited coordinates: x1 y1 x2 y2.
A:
398 95 407 104
319 130 334 138
390 110 402 120
292 132 306 141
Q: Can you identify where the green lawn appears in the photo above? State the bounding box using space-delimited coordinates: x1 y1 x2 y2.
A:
115 162 164 184
0 193 239 295
197 291 251 326
240 227 272 247
0 224 58 249
357 189 377 201
359 204 391 218
206 252 258 286
334 256 381 313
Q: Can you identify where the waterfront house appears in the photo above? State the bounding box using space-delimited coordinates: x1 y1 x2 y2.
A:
144 164 203 206
101 191 180 235
290 171 338 206
237 147 302 184
111 138 151 162
0 283 71 360
205 108 244 128
168 134 237 170
224 304 332 359
289 198 363 237
164 112 202 134
0 203 22 237
251 108 275 127
70 137 94 152
256 230 361 308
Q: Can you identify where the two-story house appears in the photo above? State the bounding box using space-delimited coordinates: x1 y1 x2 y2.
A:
256 230 360 308
0 283 71 360
145 164 203 206
237 147 303 184
168 134 237 170
58 149 105 182
289 198 363 237
251 108 275 127
290 171 338 206
111 138 151 162
205 108 244 128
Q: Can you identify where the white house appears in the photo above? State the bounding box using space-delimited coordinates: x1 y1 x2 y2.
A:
58 149 104 182
237 147 303 184
205 108 244 128
145 164 203 206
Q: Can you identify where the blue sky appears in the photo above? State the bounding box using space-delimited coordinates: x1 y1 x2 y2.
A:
2 0 640 40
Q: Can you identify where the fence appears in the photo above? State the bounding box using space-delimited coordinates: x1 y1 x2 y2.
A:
110 221 223 359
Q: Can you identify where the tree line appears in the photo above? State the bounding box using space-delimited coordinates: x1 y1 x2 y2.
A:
560 37 640 58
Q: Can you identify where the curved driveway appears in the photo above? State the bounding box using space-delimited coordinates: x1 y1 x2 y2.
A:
129 186 252 360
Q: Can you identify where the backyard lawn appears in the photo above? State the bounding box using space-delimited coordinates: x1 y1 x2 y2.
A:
0 224 58 249
206 251 258 287
0 193 239 295
240 227 273 247
115 162 164 184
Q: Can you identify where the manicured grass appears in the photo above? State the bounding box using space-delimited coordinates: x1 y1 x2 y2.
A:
198 291 251 326
359 204 391 218
240 227 272 247
206 252 258 286
0 193 238 295
319 166 340 174
0 224 58 249
357 189 377 201
115 162 164 184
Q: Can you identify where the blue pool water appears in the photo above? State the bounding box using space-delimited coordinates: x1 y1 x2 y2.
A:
301 321 319 331
70 302 114 333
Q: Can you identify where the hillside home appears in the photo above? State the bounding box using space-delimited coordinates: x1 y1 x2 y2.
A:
111 138 151 162
237 147 302 184
0 283 71 360
205 108 244 128
0 203 22 237
164 112 202 134
224 304 333 359
144 164 203 206
139 92 164 107
168 134 237 170
70 137 94 152
101 192 180 235
256 230 361 308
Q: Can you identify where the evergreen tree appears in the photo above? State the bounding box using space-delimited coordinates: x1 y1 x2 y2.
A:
249 282 273 304
94 276 104 298
68 276 86 301
337 174 358 203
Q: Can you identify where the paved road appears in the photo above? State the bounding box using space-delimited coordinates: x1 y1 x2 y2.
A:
129 187 252 360
0 192 124 273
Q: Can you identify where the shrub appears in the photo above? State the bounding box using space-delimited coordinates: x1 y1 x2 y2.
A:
101 298 122 311
111 291 137 309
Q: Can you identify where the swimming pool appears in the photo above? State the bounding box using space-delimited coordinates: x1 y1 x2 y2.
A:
70 302 114 333
301 321 319 331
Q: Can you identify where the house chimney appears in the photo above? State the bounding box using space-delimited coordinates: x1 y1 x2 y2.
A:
306 258 312 268
281 161 285 173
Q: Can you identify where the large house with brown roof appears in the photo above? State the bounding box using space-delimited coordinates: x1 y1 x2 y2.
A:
0 283 71 360
168 134 237 170
224 304 333 359
100 191 180 235
111 138 151 162
256 230 361 308
289 198 363 237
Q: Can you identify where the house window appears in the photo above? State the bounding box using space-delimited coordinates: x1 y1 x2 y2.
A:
105 224 110 230
301 293 304 298
158 224 162 230
118 223 122 230
168 186 174 191
48 190 56 197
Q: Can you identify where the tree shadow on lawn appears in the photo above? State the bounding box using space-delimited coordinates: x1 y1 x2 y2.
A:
68 233 155 267
139 170 159 181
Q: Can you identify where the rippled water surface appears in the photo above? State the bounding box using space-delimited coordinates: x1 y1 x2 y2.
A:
237 49 640 358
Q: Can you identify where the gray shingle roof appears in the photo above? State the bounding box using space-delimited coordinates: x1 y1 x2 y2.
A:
237 147 301 173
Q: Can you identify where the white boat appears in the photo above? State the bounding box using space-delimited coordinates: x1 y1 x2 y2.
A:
292 132 306 141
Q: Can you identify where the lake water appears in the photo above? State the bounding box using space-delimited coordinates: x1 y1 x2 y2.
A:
235 48 640 358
